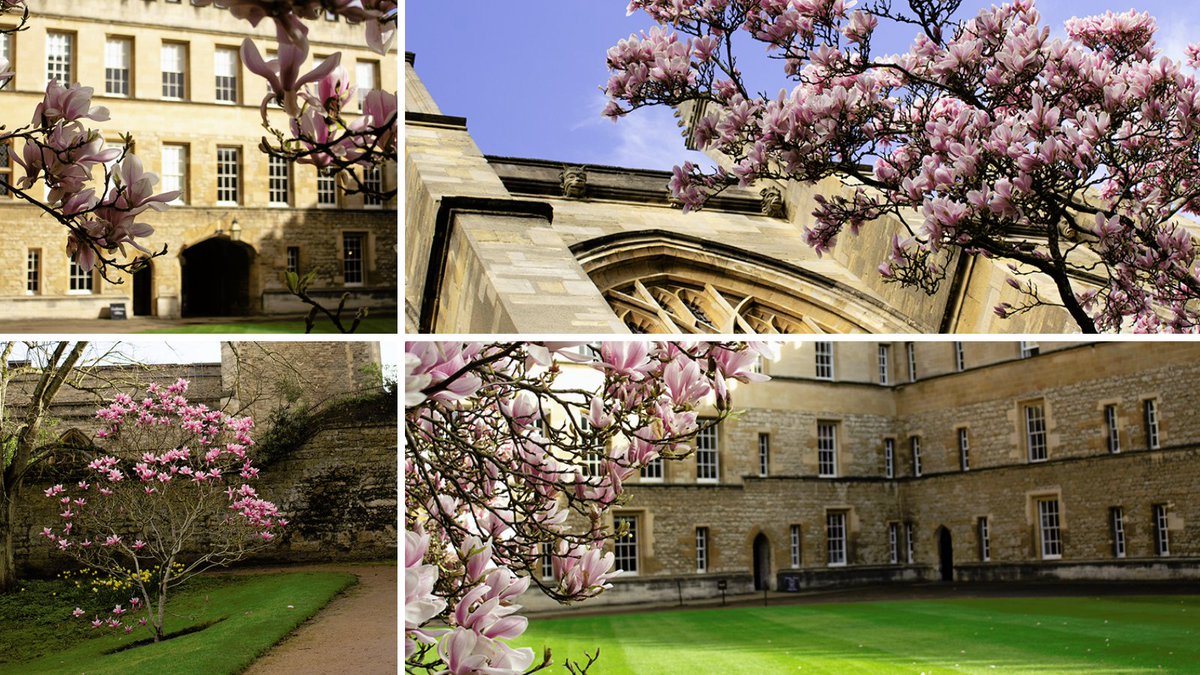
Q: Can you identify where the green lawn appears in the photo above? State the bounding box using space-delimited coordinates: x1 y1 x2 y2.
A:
514 595 1200 673
140 316 397 334
0 572 355 674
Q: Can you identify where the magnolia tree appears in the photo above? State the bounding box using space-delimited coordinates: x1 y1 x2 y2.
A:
405 342 771 674
41 379 285 642
605 0 1200 332
0 0 396 325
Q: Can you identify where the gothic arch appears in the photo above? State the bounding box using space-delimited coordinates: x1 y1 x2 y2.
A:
56 428 95 450
573 231 919 334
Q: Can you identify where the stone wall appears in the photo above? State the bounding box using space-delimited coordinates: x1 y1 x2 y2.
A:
16 398 397 576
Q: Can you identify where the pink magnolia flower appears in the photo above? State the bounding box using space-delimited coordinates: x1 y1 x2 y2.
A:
32 82 111 126
241 38 341 116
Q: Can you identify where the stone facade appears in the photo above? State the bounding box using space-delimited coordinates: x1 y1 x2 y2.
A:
406 55 1077 334
523 342 1200 610
9 341 396 575
0 1 397 319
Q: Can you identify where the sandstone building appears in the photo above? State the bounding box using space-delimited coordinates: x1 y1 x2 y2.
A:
527 341 1200 609
406 55 1079 334
0 1 397 320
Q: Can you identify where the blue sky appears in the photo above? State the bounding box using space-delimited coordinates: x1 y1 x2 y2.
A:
405 1 1198 170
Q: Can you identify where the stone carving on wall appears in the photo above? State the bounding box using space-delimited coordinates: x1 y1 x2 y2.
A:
760 186 785 218
560 166 588 199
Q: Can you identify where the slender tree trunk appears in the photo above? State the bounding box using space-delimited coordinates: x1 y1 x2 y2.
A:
0 489 15 592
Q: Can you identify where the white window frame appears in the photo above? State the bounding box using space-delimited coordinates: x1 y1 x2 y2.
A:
68 259 94 294
1144 399 1160 449
1105 405 1120 454
160 144 186 205
639 456 663 483
958 428 970 471
954 341 965 372
758 433 769 477
581 446 602 479
613 515 639 575
888 523 899 564
317 171 338 207
1025 403 1048 462
905 522 915 564
790 525 801 567
355 59 377 110
878 344 890 385
695 424 719 483
46 31 73 86
286 246 300 275
978 517 990 562
1111 507 1125 559
160 42 187 100
1153 504 1170 557
906 342 917 382
1037 498 1062 560
884 438 894 479
363 166 384 207
817 422 837 478
214 46 239 103
216 146 240 205
695 527 709 573
1020 341 1039 358
826 512 847 567
815 342 834 380
910 436 922 477
0 32 12 90
268 155 292 206
104 37 131 97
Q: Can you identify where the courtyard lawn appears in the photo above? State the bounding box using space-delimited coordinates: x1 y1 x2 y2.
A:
514 595 1200 673
140 316 397 334
0 571 355 674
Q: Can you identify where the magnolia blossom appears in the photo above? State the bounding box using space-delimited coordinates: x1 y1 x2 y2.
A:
608 0 1200 332
406 342 771 674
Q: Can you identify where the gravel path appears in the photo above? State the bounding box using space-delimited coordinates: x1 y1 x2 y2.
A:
243 564 397 675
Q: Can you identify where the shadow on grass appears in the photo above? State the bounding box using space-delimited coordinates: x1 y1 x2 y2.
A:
104 618 226 655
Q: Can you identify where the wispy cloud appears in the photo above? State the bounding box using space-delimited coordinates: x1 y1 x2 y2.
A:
1158 17 1197 63
573 93 714 171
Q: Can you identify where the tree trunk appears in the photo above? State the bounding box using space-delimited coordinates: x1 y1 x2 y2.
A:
0 489 17 592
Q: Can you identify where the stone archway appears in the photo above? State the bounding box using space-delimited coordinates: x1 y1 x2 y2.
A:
937 526 954 582
180 237 255 317
573 231 922 334
752 533 771 591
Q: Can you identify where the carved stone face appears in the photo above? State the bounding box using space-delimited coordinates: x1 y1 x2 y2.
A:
561 167 587 198
760 187 784 218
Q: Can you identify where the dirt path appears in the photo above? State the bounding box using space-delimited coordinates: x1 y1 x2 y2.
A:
243 564 397 675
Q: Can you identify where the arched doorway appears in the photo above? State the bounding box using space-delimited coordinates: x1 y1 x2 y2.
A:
133 260 152 316
180 237 253 317
752 533 771 591
937 526 954 582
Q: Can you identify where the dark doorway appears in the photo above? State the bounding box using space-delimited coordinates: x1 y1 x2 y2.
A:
937 526 953 582
180 238 252 317
752 533 771 591
132 261 152 316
